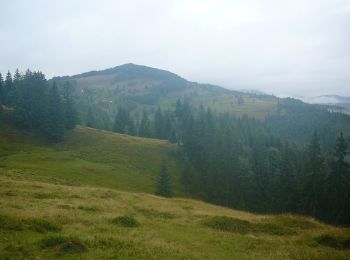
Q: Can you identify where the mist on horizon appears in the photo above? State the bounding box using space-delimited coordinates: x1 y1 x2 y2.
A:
1 0 349 97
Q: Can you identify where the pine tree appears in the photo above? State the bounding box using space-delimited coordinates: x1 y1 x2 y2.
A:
113 106 130 133
327 132 350 224
13 69 21 83
5 71 13 88
86 106 96 128
0 72 4 104
139 110 151 137
126 115 136 136
154 106 164 138
46 82 65 142
301 132 326 217
63 81 78 130
4 71 13 105
155 160 172 197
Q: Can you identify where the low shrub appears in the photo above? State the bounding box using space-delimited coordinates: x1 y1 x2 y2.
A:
134 207 176 219
0 215 24 231
29 219 61 233
78 205 100 212
40 236 70 248
203 216 296 236
40 235 87 254
111 215 139 227
0 215 61 233
59 240 87 254
271 215 318 230
316 234 350 250
32 193 57 199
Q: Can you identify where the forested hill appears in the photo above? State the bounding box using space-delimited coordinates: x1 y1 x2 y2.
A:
52 63 350 150
1 67 350 225
52 63 278 125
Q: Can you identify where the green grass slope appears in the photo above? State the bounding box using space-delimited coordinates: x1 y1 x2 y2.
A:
1 121 350 259
54 63 279 121
0 121 185 195
1 172 350 259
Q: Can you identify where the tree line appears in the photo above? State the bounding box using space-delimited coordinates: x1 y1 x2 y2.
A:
112 100 350 225
1 70 349 225
0 70 78 142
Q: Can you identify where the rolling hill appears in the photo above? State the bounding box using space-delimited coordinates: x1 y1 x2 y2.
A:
0 113 350 259
52 63 350 149
53 63 279 125
0 118 185 195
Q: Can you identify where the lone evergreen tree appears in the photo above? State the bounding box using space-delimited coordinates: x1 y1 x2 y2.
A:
155 160 172 197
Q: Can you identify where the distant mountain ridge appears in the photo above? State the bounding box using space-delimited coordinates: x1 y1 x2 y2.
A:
53 63 278 125
52 63 350 149
297 95 350 104
70 63 186 82
296 94 350 112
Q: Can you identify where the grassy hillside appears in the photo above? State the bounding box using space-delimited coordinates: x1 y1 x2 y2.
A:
1 171 350 259
1 118 350 259
0 120 185 195
53 63 279 124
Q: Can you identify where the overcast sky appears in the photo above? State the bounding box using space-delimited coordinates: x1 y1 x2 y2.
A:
1 0 349 97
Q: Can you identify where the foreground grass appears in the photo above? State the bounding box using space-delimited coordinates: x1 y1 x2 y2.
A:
1 172 350 259
1 120 350 258
0 122 185 195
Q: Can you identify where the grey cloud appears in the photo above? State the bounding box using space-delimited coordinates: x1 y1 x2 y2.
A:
0 0 349 97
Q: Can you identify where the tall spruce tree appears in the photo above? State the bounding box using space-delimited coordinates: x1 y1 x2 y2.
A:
62 81 78 130
154 106 164 138
328 132 350 224
4 71 13 105
0 72 4 117
0 72 4 104
46 82 65 142
301 132 326 217
126 115 136 136
139 110 151 137
86 106 96 128
113 106 130 133
155 160 172 197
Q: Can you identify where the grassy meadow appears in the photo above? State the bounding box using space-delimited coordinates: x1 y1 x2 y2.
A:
0 121 350 259
1 171 350 259
0 121 185 195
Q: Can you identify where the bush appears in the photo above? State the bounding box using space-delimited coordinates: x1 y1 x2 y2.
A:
316 234 350 250
271 215 318 230
111 215 139 227
77 205 100 212
134 207 176 219
40 236 69 248
59 240 87 254
203 216 251 234
32 193 57 199
0 215 24 231
29 219 61 233
40 235 87 254
203 216 296 236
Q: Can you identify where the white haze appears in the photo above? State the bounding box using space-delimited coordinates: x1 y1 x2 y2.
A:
0 0 350 97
